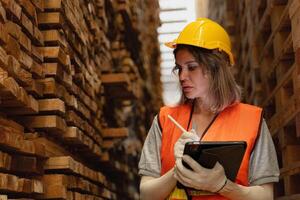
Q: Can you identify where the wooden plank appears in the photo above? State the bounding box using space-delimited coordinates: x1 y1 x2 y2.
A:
102 128 128 138
70 83 98 113
1 89 39 115
39 77 66 99
0 77 28 108
31 137 71 157
11 155 42 175
33 25 44 46
45 156 106 185
43 184 67 199
0 46 8 67
19 139 35 155
38 12 64 29
31 45 44 63
0 151 11 171
43 62 74 91
38 98 65 115
43 62 64 78
64 127 102 158
64 127 90 146
4 35 21 61
17 178 33 193
0 23 8 45
19 115 67 134
42 29 67 49
101 73 130 84
24 79 44 98
19 31 32 54
102 140 116 149
6 55 33 87
0 173 18 191
1 0 22 22
32 179 44 193
101 73 135 99
44 156 77 172
20 139 46 158
65 110 99 144
5 21 21 41
44 0 63 11
0 130 23 152
0 115 24 135
289 0 300 51
30 0 44 12
19 50 33 71
67 175 102 196
43 174 68 186
21 12 34 38
18 0 37 23
31 61 44 78
0 2 6 23
42 46 70 67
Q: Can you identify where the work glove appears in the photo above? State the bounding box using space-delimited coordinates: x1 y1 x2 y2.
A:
174 155 227 193
174 129 200 161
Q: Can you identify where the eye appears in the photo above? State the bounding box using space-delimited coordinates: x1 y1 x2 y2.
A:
187 64 198 71
173 65 182 74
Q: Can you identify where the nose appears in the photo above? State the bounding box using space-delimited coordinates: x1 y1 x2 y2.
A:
179 68 189 81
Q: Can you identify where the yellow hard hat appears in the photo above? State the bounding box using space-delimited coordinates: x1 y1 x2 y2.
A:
165 18 234 65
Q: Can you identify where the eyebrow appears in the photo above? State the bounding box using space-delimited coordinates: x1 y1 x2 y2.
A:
175 61 198 66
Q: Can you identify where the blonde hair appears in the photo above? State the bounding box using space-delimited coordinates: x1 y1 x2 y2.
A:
173 44 241 113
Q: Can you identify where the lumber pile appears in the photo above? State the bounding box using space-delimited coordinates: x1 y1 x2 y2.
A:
207 0 300 198
0 0 162 199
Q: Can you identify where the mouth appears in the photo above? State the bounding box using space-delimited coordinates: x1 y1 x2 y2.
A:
182 86 193 92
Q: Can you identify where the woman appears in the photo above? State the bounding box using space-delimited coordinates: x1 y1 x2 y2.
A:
138 18 279 200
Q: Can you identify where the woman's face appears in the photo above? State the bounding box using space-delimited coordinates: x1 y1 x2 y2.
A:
175 48 210 99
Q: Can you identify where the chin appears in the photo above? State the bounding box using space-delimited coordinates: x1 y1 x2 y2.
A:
184 94 197 99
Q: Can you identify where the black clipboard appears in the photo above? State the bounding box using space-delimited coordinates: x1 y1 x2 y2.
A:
177 141 247 189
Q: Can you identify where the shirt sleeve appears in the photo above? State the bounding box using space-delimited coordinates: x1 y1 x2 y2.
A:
248 119 280 185
138 115 162 178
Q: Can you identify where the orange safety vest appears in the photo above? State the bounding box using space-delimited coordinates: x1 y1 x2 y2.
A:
159 103 262 200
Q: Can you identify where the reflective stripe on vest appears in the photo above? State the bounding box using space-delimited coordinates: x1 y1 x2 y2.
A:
159 103 262 200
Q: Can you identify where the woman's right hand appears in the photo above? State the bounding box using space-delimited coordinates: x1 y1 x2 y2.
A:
174 129 200 161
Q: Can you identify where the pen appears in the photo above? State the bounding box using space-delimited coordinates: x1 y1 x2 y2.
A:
167 115 188 133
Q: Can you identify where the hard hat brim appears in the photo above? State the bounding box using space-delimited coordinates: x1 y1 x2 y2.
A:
164 39 177 49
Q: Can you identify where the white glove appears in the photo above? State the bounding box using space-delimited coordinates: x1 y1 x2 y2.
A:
175 155 227 193
174 129 200 161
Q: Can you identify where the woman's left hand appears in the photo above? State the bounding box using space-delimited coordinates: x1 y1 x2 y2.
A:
174 155 227 193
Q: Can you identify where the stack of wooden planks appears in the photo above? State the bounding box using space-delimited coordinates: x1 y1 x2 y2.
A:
207 0 300 199
0 0 162 199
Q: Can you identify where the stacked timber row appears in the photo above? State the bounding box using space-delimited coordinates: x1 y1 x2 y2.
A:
207 0 300 199
0 0 162 199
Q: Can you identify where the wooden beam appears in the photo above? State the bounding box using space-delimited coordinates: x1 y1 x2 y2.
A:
6 55 33 87
38 12 64 29
38 98 65 115
43 184 67 199
19 115 67 134
42 29 67 49
101 73 130 85
0 151 11 171
41 46 70 67
102 128 128 138
43 0 63 11
11 155 42 175
31 137 70 157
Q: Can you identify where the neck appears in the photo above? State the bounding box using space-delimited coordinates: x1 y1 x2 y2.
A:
193 99 213 116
